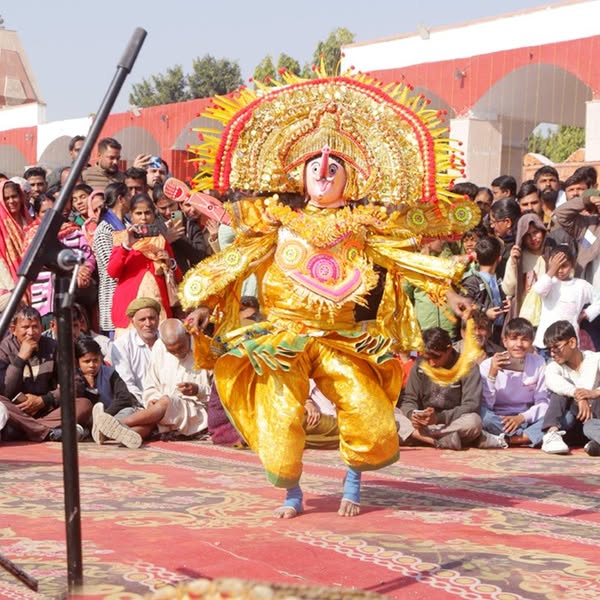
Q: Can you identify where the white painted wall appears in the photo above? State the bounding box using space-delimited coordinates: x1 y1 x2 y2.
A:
0 102 45 131
37 117 92 159
342 1 600 72
585 100 600 161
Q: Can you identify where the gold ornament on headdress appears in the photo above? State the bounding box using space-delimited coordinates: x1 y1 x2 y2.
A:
189 64 478 235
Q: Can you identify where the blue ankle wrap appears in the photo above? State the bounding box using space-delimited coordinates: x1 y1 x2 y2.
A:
343 468 361 504
283 485 303 513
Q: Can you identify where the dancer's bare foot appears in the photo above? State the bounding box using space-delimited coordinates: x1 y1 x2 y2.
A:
273 505 301 519
338 498 361 517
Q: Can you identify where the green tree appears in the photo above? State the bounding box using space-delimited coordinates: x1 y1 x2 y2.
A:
309 27 355 76
253 55 277 85
252 28 356 83
129 65 190 108
527 125 585 162
253 53 302 87
276 53 301 78
187 54 243 98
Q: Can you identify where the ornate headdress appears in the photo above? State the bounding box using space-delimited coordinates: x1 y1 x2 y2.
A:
189 66 478 236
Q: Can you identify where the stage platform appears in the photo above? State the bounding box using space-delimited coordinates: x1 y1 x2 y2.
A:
0 439 598 599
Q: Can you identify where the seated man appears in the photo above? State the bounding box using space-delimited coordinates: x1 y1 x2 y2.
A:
399 327 482 450
110 297 160 402
480 317 548 447
453 309 505 365
207 378 339 449
91 318 212 448
42 304 83 340
541 320 600 456
0 305 92 442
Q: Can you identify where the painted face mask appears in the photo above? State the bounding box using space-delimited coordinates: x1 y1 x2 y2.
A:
305 146 347 208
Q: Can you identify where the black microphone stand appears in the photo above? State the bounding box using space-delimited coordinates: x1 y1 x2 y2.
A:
0 27 147 592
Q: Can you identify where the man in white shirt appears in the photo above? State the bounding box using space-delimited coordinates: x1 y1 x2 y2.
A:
110 297 160 402
92 319 212 448
541 320 600 456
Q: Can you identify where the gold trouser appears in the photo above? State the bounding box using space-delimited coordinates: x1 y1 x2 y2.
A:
215 335 401 488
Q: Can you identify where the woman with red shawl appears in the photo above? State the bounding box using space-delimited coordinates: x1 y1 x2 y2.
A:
0 179 32 285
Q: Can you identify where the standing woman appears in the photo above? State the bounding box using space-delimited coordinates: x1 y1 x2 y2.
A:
502 213 552 328
0 179 33 283
107 193 181 333
488 198 521 280
93 182 130 335
24 195 96 323
82 189 105 246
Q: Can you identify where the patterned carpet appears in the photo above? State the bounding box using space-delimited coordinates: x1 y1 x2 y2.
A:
0 440 598 599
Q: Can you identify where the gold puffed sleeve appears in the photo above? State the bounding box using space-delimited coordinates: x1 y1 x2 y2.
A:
366 235 465 302
179 197 279 312
178 233 275 311
364 235 465 353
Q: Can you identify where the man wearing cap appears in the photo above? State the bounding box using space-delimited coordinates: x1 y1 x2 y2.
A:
93 318 212 447
110 297 160 403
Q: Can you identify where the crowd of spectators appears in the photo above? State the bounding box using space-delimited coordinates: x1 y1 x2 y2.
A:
0 136 598 458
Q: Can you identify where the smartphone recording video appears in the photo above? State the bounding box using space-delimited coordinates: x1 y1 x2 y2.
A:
12 392 26 404
504 357 525 372
132 224 160 238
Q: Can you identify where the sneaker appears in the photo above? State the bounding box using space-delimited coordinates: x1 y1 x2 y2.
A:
92 403 142 449
584 440 600 456
541 430 569 454
91 402 108 445
478 430 508 449
434 431 462 450
48 424 85 442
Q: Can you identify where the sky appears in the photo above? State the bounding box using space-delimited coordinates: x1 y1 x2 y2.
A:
3 0 553 122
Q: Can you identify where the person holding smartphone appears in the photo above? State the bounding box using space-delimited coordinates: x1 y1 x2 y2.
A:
461 236 511 345
479 317 549 448
107 193 182 335
399 327 483 451
151 184 206 275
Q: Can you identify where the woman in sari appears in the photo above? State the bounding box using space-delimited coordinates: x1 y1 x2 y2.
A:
0 179 32 283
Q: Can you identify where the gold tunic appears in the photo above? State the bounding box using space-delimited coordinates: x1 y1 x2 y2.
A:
180 199 465 487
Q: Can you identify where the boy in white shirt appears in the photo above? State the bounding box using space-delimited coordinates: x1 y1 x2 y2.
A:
541 320 600 456
533 246 600 357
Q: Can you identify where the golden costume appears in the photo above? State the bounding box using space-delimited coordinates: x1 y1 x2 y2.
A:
177 68 480 487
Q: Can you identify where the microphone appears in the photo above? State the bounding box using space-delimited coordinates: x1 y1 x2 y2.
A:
57 249 86 271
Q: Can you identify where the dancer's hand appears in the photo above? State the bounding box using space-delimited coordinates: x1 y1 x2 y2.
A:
446 289 472 319
184 307 211 333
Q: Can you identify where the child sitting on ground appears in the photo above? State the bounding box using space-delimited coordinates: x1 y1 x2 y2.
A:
75 336 140 427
